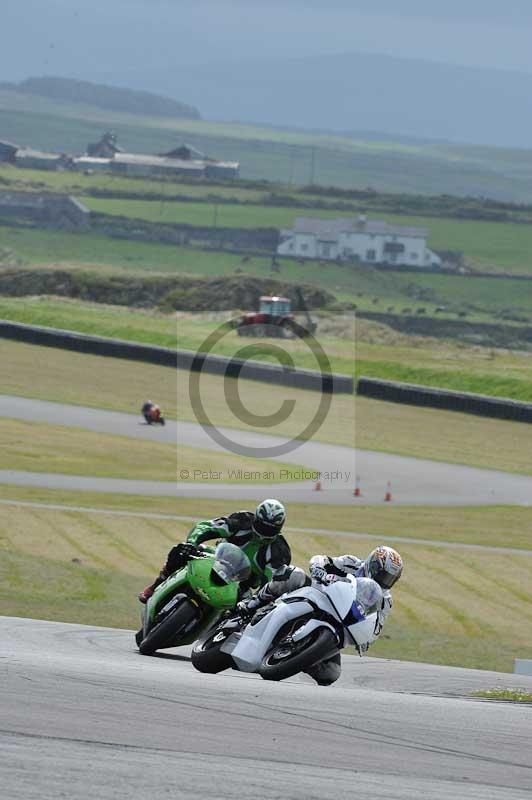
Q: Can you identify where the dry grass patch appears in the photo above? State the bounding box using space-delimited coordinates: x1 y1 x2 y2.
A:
355 397 532 474
473 689 532 703
1 485 532 550
0 419 306 482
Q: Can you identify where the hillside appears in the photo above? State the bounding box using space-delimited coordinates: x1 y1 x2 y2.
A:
1 89 532 199
0 77 201 121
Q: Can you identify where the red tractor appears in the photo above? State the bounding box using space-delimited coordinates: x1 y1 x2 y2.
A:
237 292 316 338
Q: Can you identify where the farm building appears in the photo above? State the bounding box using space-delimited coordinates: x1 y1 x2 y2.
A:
160 142 240 178
159 143 206 160
73 156 113 173
110 153 205 178
204 161 240 179
0 140 19 163
87 131 123 158
278 215 441 268
3 131 239 180
15 148 71 171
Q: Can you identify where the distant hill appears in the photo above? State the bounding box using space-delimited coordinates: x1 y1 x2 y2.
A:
0 77 201 121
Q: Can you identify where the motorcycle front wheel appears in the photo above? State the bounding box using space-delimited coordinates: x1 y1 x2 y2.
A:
139 599 198 655
191 623 236 673
259 627 337 682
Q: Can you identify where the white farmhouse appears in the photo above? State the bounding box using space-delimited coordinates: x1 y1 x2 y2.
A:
278 215 441 268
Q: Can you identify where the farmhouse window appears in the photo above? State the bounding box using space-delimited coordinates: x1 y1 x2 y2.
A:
384 242 405 254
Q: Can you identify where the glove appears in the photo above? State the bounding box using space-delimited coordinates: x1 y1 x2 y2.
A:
310 558 334 583
165 542 201 573
310 561 334 583
236 596 262 621
227 511 253 534
310 565 327 582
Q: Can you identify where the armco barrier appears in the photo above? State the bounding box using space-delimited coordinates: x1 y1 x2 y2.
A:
0 320 354 394
357 376 532 423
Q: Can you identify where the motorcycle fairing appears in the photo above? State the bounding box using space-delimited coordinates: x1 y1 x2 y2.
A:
224 597 317 671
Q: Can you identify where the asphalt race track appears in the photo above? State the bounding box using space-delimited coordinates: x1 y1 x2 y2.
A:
2 617 532 800
1 395 531 505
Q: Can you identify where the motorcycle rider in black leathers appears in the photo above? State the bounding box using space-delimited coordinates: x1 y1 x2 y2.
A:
138 499 302 603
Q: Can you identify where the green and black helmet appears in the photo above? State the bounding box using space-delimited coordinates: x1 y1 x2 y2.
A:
252 499 286 539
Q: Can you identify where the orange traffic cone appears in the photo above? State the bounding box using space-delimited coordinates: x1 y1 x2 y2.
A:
314 480 322 492
384 482 392 502
353 476 361 497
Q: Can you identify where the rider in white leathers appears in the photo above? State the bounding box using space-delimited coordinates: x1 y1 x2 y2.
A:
237 546 403 685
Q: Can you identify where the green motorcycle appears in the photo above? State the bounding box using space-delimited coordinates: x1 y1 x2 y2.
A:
136 542 251 655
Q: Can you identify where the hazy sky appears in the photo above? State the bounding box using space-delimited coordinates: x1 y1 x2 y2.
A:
4 1 532 145
3 0 532 85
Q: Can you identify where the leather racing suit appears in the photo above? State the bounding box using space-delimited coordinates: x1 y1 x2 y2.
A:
240 552 394 685
146 511 292 598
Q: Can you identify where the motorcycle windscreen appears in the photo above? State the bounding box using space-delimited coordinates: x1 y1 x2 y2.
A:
212 542 251 583
354 578 383 614
343 579 382 647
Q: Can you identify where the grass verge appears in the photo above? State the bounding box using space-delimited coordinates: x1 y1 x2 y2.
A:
0 418 307 483
472 689 532 703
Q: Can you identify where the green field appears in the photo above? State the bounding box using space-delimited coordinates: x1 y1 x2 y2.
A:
1 488 531 671
3 165 532 274
3 224 532 329
1 297 531 402
81 195 532 274
4 161 532 225
3 89 532 201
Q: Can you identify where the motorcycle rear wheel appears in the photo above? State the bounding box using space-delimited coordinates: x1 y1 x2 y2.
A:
259 627 337 682
139 599 198 655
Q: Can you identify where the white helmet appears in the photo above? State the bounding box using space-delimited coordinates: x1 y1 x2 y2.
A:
253 499 286 539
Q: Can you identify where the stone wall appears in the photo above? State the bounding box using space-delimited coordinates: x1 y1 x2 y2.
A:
0 191 90 229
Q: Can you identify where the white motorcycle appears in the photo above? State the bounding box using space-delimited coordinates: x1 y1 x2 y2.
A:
191 575 383 682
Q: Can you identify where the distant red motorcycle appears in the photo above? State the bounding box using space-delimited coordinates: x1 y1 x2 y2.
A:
141 401 165 426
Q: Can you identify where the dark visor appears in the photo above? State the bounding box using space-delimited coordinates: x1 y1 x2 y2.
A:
372 568 399 589
253 518 280 538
